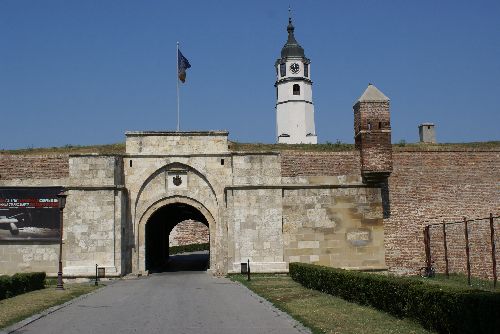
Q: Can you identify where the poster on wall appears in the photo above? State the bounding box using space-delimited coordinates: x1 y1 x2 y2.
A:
0 187 63 241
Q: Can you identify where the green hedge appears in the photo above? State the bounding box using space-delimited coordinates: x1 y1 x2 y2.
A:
169 242 209 255
0 272 46 300
289 263 500 334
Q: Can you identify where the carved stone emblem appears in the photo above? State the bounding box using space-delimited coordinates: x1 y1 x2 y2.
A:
173 175 182 186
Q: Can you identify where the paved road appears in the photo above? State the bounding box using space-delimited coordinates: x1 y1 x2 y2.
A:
8 253 309 334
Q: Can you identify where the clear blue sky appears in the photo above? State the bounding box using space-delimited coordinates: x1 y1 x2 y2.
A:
1 0 499 149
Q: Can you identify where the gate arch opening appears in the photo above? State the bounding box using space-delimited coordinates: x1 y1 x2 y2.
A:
145 202 210 272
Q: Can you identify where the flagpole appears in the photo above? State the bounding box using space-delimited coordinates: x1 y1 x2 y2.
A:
176 41 180 132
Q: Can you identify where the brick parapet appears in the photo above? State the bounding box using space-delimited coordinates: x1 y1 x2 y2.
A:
281 151 360 177
0 155 69 180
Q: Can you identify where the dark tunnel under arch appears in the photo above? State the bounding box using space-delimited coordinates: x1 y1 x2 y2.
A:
145 202 209 272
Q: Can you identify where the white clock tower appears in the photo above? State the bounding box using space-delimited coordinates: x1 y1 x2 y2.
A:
275 15 317 144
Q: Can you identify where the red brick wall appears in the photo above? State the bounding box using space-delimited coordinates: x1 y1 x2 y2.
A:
169 220 209 247
0 155 69 180
281 151 360 177
428 217 499 279
354 101 393 174
386 150 500 276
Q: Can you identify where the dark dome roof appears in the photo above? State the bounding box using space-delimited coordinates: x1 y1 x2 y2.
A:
280 18 305 59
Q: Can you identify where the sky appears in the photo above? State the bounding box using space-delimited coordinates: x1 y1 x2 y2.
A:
1 0 499 150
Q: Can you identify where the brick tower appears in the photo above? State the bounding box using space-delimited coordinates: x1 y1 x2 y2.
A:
353 84 393 183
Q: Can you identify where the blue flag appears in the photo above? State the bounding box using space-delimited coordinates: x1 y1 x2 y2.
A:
177 49 191 83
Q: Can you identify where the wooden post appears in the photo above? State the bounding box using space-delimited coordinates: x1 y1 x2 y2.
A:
464 217 471 286
424 225 432 269
490 213 497 289
443 222 449 278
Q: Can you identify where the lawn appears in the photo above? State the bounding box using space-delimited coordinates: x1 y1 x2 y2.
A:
414 273 497 292
230 274 432 334
0 282 100 329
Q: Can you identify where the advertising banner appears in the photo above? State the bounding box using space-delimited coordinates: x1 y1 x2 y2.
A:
0 187 63 241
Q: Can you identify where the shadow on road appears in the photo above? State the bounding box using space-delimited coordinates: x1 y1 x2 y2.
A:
149 251 209 273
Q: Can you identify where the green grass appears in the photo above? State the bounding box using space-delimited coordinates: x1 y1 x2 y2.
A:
230 274 432 334
2 141 498 155
0 282 101 329
413 273 497 292
0 143 126 155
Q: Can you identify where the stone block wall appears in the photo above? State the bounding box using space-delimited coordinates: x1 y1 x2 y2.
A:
69 155 122 187
0 243 59 275
0 155 68 180
126 131 229 155
386 150 500 275
226 188 285 272
232 153 281 185
283 186 385 269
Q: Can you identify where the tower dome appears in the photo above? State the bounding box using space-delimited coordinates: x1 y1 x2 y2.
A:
280 18 306 59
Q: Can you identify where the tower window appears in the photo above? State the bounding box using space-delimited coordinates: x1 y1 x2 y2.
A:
379 122 382 129
293 84 300 95
367 122 372 130
304 64 309 77
280 63 286 77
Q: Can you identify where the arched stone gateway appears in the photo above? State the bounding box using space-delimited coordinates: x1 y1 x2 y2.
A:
136 196 218 274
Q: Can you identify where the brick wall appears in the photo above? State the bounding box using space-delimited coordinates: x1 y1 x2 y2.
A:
169 220 209 247
0 155 69 180
428 217 499 279
281 148 499 278
386 150 500 276
281 151 360 177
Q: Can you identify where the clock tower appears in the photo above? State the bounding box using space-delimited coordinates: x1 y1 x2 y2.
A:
275 15 317 144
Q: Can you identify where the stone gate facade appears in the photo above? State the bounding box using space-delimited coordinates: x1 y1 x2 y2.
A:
1 85 498 278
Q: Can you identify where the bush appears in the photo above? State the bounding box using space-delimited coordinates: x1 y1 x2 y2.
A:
169 243 209 255
289 263 500 334
0 272 46 300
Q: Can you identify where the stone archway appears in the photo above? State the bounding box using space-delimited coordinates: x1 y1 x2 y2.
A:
134 196 218 274
145 203 209 271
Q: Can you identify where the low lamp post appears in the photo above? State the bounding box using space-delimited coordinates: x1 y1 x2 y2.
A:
56 190 67 290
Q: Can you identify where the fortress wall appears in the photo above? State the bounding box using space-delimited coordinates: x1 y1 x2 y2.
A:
386 150 500 276
282 186 385 270
232 153 281 185
0 155 68 276
64 155 126 276
227 188 286 273
0 155 69 180
281 151 360 177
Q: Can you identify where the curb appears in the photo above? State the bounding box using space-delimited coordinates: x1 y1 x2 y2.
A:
0 283 111 334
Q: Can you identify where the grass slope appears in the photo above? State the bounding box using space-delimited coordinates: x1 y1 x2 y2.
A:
0 282 100 329
230 274 431 334
1 141 498 155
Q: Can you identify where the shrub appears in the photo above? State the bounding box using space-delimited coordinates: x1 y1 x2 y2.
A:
0 272 46 301
289 263 500 334
169 243 209 255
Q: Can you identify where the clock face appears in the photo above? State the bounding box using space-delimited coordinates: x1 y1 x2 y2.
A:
290 63 300 74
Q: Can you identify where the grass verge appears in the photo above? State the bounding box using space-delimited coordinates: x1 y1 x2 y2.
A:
414 273 497 291
0 282 101 329
230 274 432 334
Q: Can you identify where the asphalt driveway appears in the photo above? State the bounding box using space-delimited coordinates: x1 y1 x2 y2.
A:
6 253 309 334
